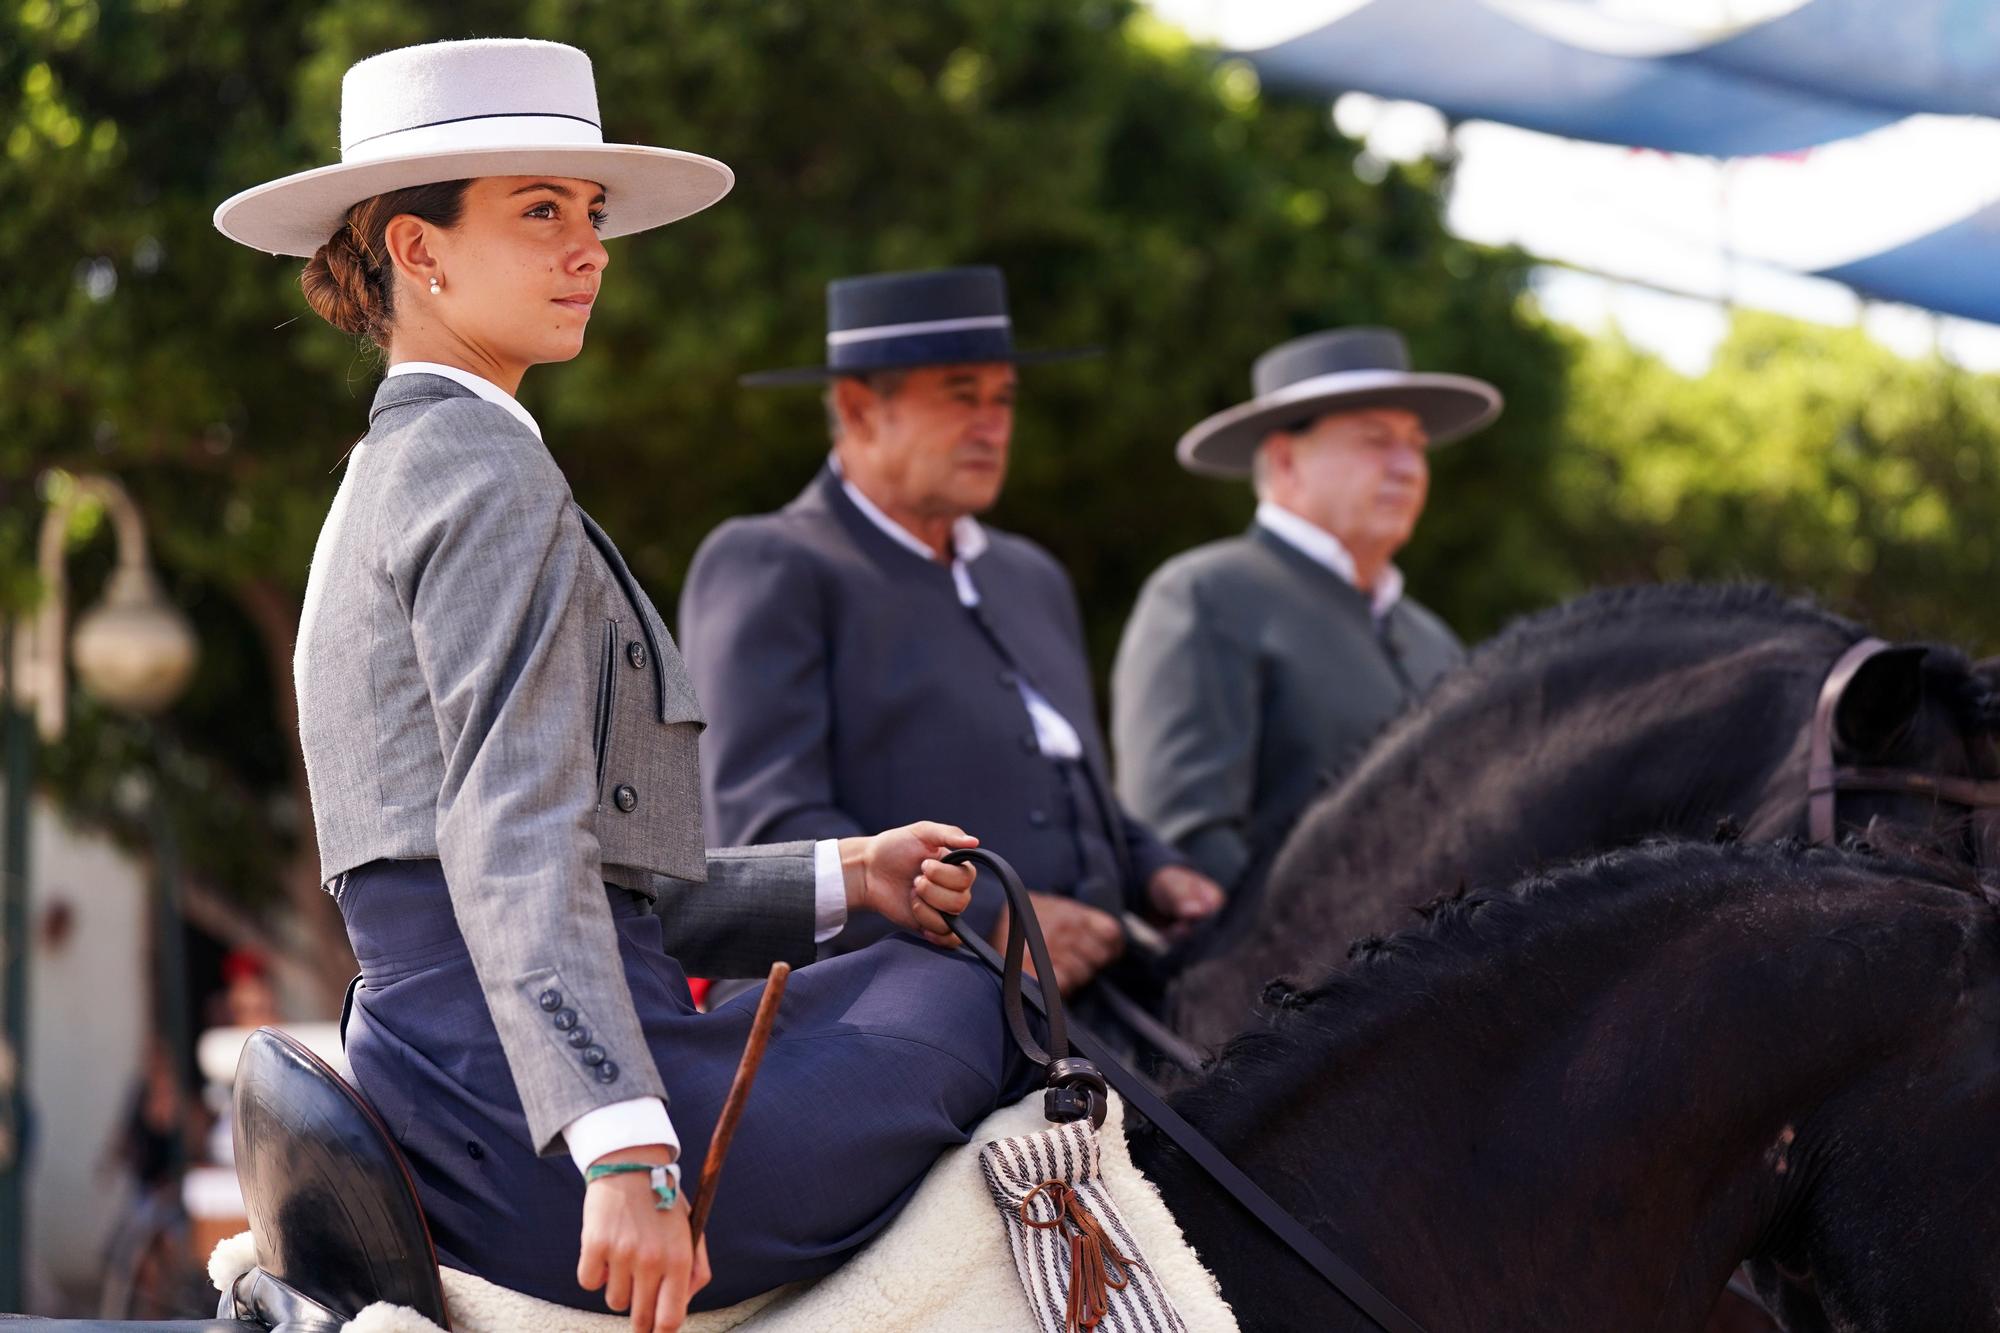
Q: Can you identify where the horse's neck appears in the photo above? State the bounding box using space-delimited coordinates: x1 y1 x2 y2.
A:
1146 866 1981 1332
1173 634 1829 1054
1279 635 1825 945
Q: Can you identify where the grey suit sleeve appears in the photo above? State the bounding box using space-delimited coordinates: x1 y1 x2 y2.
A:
649 841 820 978
1111 565 1260 892
679 524 868 846
386 406 666 1157
1118 808 1185 898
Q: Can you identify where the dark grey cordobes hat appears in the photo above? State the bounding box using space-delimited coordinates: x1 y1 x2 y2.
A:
1176 327 1502 478
740 265 1094 387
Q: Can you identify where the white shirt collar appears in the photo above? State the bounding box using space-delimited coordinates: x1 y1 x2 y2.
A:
386 361 542 441
828 454 988 566
1255 500 1404 621
825 460 1081 759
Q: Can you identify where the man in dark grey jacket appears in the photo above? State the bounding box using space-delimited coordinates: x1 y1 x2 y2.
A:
1113 328 1502 896
681 267 1223 994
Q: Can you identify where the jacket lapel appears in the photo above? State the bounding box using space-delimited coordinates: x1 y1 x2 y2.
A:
573 507 705 725
1249 525 1417 696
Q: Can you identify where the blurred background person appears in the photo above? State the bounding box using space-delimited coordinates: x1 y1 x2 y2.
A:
1113 328 1500 899
683 266 1224 998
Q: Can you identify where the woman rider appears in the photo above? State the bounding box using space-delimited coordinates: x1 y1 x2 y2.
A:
213 37 1033 1332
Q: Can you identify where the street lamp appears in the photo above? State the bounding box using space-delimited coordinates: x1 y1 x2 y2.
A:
17 473 200 740
1 471 199 1310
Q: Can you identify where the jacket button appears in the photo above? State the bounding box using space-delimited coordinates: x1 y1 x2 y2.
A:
538 989 562 1011
627 640 647 671
594 1061 620 1084
581 1045 607 1066
1019 734 1039 754
614 784 638 813
1028 809 1050 828
997 670 1017 688
554 1008 578 1031
567 1027 592 1048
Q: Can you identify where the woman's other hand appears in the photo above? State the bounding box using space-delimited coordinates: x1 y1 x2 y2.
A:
840 822 979 948
577 1145 711 1333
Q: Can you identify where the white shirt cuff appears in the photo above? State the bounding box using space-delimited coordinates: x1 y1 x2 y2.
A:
564 1097 679 1175
813 838 849 943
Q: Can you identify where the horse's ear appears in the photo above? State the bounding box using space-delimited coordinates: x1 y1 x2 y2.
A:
1835 645 1929 758
1972 656 2000 712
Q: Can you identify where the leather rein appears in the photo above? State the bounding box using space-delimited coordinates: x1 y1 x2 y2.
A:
1807 637 2000 847
941 847 1429 1333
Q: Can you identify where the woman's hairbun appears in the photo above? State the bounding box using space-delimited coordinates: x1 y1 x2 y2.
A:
301 222 383 340
297 180 470 349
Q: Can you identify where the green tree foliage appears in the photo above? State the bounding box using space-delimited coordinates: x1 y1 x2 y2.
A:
1509 314 2000 655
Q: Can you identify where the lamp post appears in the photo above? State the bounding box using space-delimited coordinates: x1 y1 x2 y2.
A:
0 472 198 1310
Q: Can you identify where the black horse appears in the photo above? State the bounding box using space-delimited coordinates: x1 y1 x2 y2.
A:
1169 584 2000 1053
1139 837 2000 1332
15 839 1998 1332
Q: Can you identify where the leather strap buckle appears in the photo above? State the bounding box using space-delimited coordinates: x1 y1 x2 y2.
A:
1044 1055 1109 1128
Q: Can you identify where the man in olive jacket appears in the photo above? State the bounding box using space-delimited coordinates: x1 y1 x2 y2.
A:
1112 328 1501 896
682 267 1223 995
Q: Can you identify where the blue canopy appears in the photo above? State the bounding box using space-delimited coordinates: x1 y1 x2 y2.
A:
1246 0 1895 156
1812 201 2000 324
1693 0 2000 121
1238 0 2000 324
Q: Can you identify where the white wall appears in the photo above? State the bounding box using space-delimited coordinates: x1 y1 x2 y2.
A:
6 789 149 1292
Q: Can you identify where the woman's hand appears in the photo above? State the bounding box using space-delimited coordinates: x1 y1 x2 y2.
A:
577 1145 711 1333
840 822 980 948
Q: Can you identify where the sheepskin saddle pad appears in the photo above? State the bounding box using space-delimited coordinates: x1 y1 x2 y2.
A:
210 1093 1238 1333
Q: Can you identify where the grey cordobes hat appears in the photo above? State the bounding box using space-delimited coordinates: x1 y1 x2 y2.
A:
1177 327 1502 478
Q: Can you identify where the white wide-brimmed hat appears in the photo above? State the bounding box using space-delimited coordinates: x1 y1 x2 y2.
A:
213 38 733 258
1177 328 1502 478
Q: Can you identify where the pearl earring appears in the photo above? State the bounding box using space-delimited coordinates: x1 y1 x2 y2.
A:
429 276 442 295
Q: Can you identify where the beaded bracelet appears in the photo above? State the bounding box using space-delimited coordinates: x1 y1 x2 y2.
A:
584 1160 681 1211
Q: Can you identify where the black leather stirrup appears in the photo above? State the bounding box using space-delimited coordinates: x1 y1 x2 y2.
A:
227 1028 450 1329
941 847 1429 1333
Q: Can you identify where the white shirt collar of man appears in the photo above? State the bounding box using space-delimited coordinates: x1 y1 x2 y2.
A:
829 456 1082 761
1254 500 1405 622
386 361 543 442
829 454 989 574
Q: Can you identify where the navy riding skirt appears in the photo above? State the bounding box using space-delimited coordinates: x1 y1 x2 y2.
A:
338 857 1034 1311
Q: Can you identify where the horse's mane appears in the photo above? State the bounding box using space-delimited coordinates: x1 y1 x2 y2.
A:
1184 837 1989 1114
1323 584 1991 801
1468 582 1863 675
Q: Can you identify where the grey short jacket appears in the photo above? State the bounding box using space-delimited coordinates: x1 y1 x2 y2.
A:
297 373 817 1155
1112 526 1464 893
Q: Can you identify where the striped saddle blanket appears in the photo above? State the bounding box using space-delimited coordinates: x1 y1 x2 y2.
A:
210 1093 1238 1333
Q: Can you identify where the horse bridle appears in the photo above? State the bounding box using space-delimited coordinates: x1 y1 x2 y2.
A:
941 847 1429 1333
1807 636 2000 848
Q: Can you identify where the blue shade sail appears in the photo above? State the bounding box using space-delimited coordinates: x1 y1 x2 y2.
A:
1689 0 2000 120
1244 0 1897 156
1812 201 2000 323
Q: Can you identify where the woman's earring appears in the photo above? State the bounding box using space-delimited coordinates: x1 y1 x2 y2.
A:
429 276 442 295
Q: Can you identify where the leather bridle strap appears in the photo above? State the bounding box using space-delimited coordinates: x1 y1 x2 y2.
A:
1808 636 1890 845
1808 636 2000 845
941 848 1429 1333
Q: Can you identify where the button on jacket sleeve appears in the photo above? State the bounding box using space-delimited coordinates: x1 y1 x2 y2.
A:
382 400 667 1157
